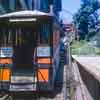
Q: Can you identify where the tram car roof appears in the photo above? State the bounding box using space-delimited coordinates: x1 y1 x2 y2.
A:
0 10 53 22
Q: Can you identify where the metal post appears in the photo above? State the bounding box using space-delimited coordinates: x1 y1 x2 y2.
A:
64 43 69 100
67 42 71 100
64 35 72 100
68 42 71 67
62 35 71 100
50 4 53 14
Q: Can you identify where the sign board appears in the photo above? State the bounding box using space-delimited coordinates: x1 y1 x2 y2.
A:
0 47 13 57
37 47 50 57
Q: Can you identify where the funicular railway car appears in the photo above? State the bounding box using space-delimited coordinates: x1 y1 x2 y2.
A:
0 10 62 92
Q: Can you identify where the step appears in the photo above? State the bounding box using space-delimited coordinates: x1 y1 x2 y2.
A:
11 76 36 83
10 76 37 91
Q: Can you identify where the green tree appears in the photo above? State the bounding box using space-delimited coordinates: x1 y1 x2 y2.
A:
74 0 100 40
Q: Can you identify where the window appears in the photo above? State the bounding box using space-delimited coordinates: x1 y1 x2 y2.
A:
0 27 13 47
39 23 51 44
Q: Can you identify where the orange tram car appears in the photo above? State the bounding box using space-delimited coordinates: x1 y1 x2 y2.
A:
0 10 63 92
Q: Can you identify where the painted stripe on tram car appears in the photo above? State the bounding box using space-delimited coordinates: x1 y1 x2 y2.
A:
0 58 12 64
37 58 53 64
0 68 11 81
38 68 49 82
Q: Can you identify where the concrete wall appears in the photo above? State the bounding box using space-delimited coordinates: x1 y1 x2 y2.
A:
77 62 100 100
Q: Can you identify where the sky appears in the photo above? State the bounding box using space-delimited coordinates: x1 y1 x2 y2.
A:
61 0 81 23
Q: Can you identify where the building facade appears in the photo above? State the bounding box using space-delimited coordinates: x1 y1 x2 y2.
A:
0 0 62 16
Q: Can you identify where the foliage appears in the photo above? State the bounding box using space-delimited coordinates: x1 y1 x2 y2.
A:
71 40 100 55
74 0 100 40
71 40 87 49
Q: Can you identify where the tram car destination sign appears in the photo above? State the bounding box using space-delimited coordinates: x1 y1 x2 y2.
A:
37 47 50 57
0 47 13 58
